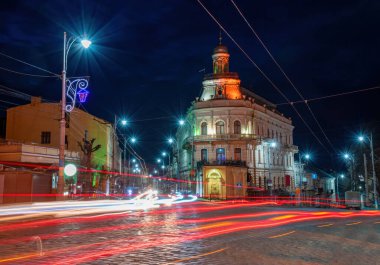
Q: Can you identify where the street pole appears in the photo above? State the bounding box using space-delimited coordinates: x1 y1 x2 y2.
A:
370 133 378 209
299 155 302 199
112 115 116 173
350 158 355 191
123 138 126 194
336 175 339 204
176 141 180 192
58 32 67 198
363 153 369 206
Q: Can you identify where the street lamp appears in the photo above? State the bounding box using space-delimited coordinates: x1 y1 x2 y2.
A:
336 174 344 203
168 137 181 192
121 119 127 126
343 153 355 191
297 152 311 201
178 118 195 193
357 133 378 209
58 32 91 197
263 140 277 195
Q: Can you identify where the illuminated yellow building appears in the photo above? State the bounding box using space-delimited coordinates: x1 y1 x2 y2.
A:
6 97 120 171
176 41 298 199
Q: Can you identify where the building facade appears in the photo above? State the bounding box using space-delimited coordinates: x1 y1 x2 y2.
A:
6 97 121 171
176 42 298 199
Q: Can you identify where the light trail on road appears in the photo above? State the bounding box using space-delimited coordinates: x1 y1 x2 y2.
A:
1 201 379 264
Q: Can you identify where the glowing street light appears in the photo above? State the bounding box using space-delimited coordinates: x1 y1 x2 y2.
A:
80 39 92 49
336 174 345 203
162 151 167 157
168 138 174 144
356 133 378 209
179 119 185 126
157 158 161 163
121 119 127 126
64 164 77 177
304 153 311 160
130 137 137 144
343 153 350 160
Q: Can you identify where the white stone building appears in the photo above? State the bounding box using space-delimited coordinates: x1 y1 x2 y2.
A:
175 41 298 199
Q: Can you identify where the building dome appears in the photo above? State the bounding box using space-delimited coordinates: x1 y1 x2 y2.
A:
213 45 228 54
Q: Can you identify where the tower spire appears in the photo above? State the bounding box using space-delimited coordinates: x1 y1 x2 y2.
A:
219 29 222 45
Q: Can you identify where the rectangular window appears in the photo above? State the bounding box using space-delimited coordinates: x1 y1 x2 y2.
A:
41 131 51 144
234 148 241 161
258 150 261 164
216 148 225 164
65 135 68 149
201 149 208 162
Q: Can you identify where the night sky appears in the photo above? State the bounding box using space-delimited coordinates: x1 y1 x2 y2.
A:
0 0 379 170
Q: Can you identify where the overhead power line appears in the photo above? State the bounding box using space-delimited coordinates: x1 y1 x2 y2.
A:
196 0 331 154
0 66 58 78
276 86 380 106
230 0 336 154
0 51 60 77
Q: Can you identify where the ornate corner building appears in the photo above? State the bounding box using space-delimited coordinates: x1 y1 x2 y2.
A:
176 41 298 199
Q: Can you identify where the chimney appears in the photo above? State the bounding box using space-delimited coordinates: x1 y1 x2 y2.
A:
31 96 42 105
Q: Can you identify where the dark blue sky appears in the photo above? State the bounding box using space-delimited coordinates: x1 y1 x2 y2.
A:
0 0 379 169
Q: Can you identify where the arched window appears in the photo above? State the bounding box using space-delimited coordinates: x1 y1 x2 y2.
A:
201 122 207 135
215 121 225 134
233 120 241 134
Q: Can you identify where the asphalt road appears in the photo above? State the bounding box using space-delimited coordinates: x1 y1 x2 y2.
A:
0 201 379 265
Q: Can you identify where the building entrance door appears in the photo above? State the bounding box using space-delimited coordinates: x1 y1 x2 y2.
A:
207 171 222 198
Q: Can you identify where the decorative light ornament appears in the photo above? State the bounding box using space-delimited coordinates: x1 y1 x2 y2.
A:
66 78 89 112
77 88 89 103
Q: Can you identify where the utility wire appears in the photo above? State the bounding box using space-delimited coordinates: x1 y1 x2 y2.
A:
276 86 380 106
0 51 60 77
0 99 19 106
196 0 331 154
0 66 58 78
230 0 336 154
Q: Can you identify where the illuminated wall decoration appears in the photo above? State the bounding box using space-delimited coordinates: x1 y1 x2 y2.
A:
66 78 89 112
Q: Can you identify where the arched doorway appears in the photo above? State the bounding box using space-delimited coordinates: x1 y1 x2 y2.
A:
207 171 222 198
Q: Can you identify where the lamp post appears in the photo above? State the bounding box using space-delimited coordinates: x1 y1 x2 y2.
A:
358 134 378 209
168 137 180 192
58 32 91 197
262 140 277 196
297 152 310 203
126 136 136 189
336 174 344 204
179 118 195 193
343 153 356 192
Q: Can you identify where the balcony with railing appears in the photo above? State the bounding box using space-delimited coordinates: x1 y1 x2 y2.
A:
192 134 257 142
197 160 247 168
203 72 239 81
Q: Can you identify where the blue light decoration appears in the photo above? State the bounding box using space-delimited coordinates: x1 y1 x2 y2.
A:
77 88 89 103
312 173 317 179
65 78 89 112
